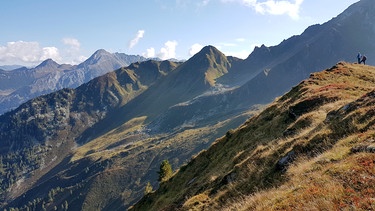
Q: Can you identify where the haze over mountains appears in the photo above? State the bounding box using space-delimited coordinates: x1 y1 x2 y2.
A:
0 50 148 115
1 0 375 210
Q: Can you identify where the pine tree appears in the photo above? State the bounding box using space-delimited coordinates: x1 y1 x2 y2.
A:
157 160 173 182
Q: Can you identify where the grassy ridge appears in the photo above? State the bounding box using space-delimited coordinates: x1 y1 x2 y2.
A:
131 62 375 210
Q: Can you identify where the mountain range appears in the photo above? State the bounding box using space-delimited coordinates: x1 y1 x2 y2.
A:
0 50 148 115
1 0 375 210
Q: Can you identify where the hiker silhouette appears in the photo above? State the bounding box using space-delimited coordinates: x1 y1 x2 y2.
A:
361 55 367 65
357 52 362 64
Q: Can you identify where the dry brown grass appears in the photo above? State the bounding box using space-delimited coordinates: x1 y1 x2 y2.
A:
224 134 375 211
132 63 375 211
224 131 375 210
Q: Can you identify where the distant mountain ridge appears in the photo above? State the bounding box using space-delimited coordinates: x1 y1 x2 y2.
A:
1 0 375 210
0 65 25 71
0 50 149 115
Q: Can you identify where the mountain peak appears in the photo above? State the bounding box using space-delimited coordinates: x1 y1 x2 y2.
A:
36 58 59 69
93 49 111 56
80 49 114 66
188 45 227 64
176 45 230 87
89 49 112 60
195 45 222 57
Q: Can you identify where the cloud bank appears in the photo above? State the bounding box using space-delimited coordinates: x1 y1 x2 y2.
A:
0 41 62 66
0 38 87 66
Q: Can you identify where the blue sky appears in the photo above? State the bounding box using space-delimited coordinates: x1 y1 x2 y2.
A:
0 0 359 66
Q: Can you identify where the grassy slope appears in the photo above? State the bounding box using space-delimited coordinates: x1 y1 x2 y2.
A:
131 62 375 210
72 109 257 210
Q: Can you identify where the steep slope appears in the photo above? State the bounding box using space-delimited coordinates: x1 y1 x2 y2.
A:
132 62 375 211
0 50 148 115
0 60 179 209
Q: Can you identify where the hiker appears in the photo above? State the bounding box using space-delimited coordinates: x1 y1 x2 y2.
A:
357 52 362 64
361 55 367 65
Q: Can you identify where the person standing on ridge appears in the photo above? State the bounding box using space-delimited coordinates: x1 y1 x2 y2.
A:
357 52 362 64
361 55 367 65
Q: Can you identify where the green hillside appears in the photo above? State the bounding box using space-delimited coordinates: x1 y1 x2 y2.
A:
131 62 375 210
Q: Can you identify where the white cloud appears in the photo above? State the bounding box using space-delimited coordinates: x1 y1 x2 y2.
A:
0 41 62 65
158 40 178 60
61 37 86 64
143 40 178 60
129 30 145 49
189 43 204 56
144 47 156 58
62 38 81 50
0 38 88 66
40 47 61 61
223 0 304 20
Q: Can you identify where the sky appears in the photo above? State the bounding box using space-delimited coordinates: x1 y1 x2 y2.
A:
0 0 360 66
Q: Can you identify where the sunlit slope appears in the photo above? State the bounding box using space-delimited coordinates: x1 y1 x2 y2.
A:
131 62 375 210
